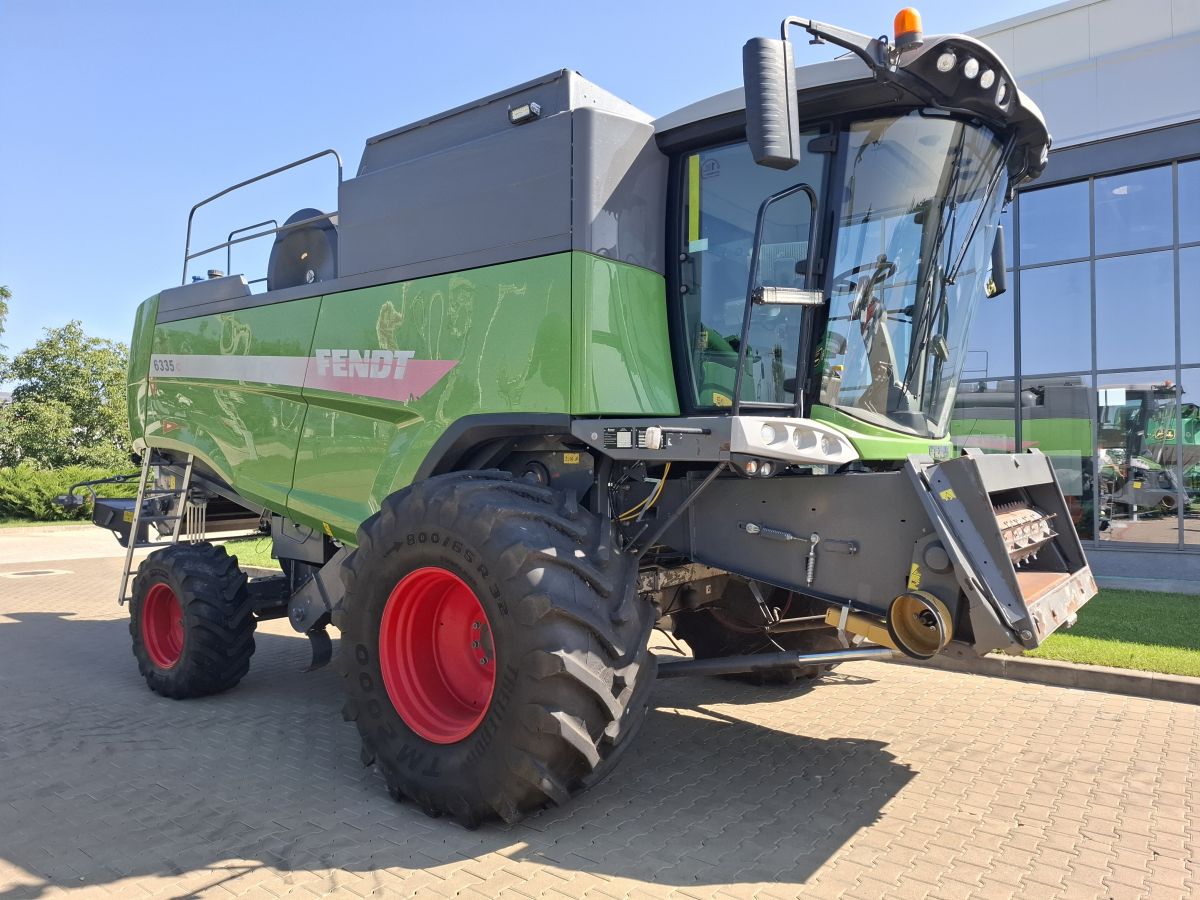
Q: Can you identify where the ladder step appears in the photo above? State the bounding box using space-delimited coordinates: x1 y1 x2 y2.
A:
118 452 196 606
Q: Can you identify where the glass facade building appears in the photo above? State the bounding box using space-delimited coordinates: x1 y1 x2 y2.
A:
955 0 1200 584
954 161 1199 551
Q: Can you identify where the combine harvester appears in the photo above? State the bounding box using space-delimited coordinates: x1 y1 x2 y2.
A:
955 377 1197 526
77 9 1097 824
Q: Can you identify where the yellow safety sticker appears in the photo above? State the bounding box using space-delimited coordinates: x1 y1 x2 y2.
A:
1133 481 1143 489
563 452 581 465
907 564 922 590
938 488 956 501
687 154 701 245
322 521 334 537
712 391 732 408
123 510 133 524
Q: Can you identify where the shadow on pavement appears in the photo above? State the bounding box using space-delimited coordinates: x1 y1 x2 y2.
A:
0 610 913 896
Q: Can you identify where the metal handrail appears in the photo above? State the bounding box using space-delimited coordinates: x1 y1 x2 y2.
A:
186 212 337 271
182 148 343 284
226 219 277 277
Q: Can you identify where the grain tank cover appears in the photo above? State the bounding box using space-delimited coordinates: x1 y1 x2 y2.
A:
337 70 668 281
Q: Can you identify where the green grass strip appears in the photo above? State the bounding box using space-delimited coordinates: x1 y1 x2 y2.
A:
222 535 281 570
1027 588 1200 677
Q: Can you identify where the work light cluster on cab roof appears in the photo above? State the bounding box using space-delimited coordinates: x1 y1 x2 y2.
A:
883 7 1016 116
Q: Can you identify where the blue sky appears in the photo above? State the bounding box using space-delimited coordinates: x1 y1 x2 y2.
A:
0 0 1048 369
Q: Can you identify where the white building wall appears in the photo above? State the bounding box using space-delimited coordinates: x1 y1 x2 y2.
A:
972 0 1200 147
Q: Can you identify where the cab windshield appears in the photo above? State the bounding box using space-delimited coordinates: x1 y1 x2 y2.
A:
820 112 1007 438
678 112 1009 438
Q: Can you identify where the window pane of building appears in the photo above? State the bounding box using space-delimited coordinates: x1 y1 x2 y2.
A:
952 379 1018 454
1095 251 1174 370
1019 262 1091 374
1019 181 1089 265
1181 367 1200 546
1180 159 1200 246
963 283 1014 379
1097 371 1182 546
1094 166 1173 255
1022 375 1094 540
1182 246 1200 365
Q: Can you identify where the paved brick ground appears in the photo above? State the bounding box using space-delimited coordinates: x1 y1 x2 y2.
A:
1 554 1197 899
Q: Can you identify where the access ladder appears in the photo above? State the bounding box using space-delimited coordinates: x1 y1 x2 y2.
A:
116 451 201 605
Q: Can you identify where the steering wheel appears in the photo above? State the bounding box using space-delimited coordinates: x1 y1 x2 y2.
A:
831 257 898 294
832 257 896 344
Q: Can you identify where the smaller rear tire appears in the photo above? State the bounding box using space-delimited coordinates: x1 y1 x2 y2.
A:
130 543 256 699
673 584 841 685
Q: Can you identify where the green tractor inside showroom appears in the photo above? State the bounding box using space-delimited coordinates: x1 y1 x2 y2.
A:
71 9 1096 825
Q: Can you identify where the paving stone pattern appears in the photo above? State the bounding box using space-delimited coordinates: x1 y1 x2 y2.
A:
0 555 1197 899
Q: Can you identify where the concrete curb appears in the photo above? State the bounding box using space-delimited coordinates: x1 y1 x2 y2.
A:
890 652 1200 705
1096 575 1200 594
0 523 95 535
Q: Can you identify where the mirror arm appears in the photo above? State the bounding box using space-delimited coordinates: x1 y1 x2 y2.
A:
781 16 889 72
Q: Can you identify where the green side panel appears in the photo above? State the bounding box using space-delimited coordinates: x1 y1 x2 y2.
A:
289 256 574 540
950 416 1018 453
126 294 159 445
811 404 953 461
571 252 679 416
951 417 1094 456
1025 420 1094 454
148 299 321 513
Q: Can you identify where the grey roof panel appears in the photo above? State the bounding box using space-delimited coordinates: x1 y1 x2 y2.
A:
653 55 872 134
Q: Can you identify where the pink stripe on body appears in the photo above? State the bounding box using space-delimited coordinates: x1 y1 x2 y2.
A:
303 359 458 403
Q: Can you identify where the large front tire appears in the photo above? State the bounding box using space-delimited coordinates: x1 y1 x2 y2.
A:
337 471 656 826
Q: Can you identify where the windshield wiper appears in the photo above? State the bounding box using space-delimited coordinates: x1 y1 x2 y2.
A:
904 133 1015 395
946 135 1016 283
903 129 968 389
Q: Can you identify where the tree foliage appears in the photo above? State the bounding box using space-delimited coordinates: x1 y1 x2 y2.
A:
0 320 130 468
0 462 137 520
0 284 9 350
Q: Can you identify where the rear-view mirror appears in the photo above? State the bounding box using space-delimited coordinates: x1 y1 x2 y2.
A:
743 37 800 170
986 225 1008 298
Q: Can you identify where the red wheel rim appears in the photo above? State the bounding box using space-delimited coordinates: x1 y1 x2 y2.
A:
379 567 496 744
142 583 184 669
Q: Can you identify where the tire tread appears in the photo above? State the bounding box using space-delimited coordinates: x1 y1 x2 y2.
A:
339 470 656 826
130 543 256 699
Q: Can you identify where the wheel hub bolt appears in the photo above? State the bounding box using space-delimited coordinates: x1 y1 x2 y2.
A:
472 621 481 630
471 640 479 648
479 656 489 665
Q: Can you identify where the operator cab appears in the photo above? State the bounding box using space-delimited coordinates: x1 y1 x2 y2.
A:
658 9 1050 448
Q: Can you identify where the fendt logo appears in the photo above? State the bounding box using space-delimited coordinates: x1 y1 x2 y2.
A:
314 349 416 379
146 349 458 403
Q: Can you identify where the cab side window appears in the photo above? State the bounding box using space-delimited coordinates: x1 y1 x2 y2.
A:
678 134 828 408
